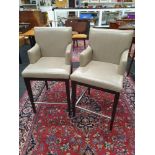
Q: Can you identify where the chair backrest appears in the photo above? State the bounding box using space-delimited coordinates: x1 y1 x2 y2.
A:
65 19 78 31
75 22 88 34
109 22 119 29
34 27 72 57
89 28 133 64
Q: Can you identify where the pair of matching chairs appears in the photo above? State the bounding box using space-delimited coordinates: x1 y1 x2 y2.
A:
22 27 133 130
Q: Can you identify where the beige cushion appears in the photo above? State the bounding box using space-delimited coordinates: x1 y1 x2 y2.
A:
22 57 70 79
70 61 123 92
34 27 72 57
72 34 87 39
89 28 133 64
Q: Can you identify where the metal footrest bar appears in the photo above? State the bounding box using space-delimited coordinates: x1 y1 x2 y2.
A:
75 88 88 106
34 102 67 105
76 105 111 119
75 88 111 119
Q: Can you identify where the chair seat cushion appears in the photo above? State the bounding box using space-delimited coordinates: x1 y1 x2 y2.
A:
70 61 123 92
22 57 70 79
72 34 87 39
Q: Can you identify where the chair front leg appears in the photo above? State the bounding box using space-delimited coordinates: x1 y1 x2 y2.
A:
110 92 120 130
65 80 71 117
24 78 36 113
71 81 76 117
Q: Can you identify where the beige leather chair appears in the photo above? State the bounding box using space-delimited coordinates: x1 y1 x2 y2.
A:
22 27 72 116
70 28 133 130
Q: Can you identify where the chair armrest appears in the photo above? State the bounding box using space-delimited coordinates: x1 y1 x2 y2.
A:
65 43 72 65
118 49 129 75
80 46 93 67
28 43 41 64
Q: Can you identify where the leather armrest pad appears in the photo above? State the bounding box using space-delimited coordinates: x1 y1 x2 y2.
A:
28 43 41 64
118 49 129 75
65 43 72 65
80 46 93 67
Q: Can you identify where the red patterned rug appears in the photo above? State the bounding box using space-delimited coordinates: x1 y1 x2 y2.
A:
19 41 135 155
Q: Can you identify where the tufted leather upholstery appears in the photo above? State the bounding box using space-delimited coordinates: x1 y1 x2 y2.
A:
71 28 133 92
22 27 72 79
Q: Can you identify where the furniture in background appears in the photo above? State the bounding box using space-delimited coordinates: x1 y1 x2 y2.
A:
19 36 25 64
22 27 72 116
65 18 90 50
109 22 119 29
19 11 48 29
70 28 133 130
55 0 68 8
72 22 88 50
21 29 35 47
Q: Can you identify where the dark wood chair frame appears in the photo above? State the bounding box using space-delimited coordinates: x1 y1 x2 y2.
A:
72 38 86 50
71 81 120 131
24 63 73 116
127 49 135 76
127 36 135 76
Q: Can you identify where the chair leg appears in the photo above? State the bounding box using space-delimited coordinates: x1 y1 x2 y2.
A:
24 78 36 113
19 53 22 64
45 80 48 90
110 92 120 130
65 80 71 117
84 39 86 48
71 81 76 117
127 51 135 76
76 40 78 47
73 40 75 50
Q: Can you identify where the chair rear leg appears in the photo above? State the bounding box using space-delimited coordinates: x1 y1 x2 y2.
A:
76 40 78 47
24 78 36 113
84 39 86 48
65 80 71 117
45 80 48 90
110 92 120 130
127 51 135 76
71 81 76 117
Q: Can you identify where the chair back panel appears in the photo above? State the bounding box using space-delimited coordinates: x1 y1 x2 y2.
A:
75 22 87 34
34 27 72 57
65 19 78 31
89 28 133 64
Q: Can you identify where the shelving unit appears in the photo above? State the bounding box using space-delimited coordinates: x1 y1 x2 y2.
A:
53 8 135 27
79 0 135 8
